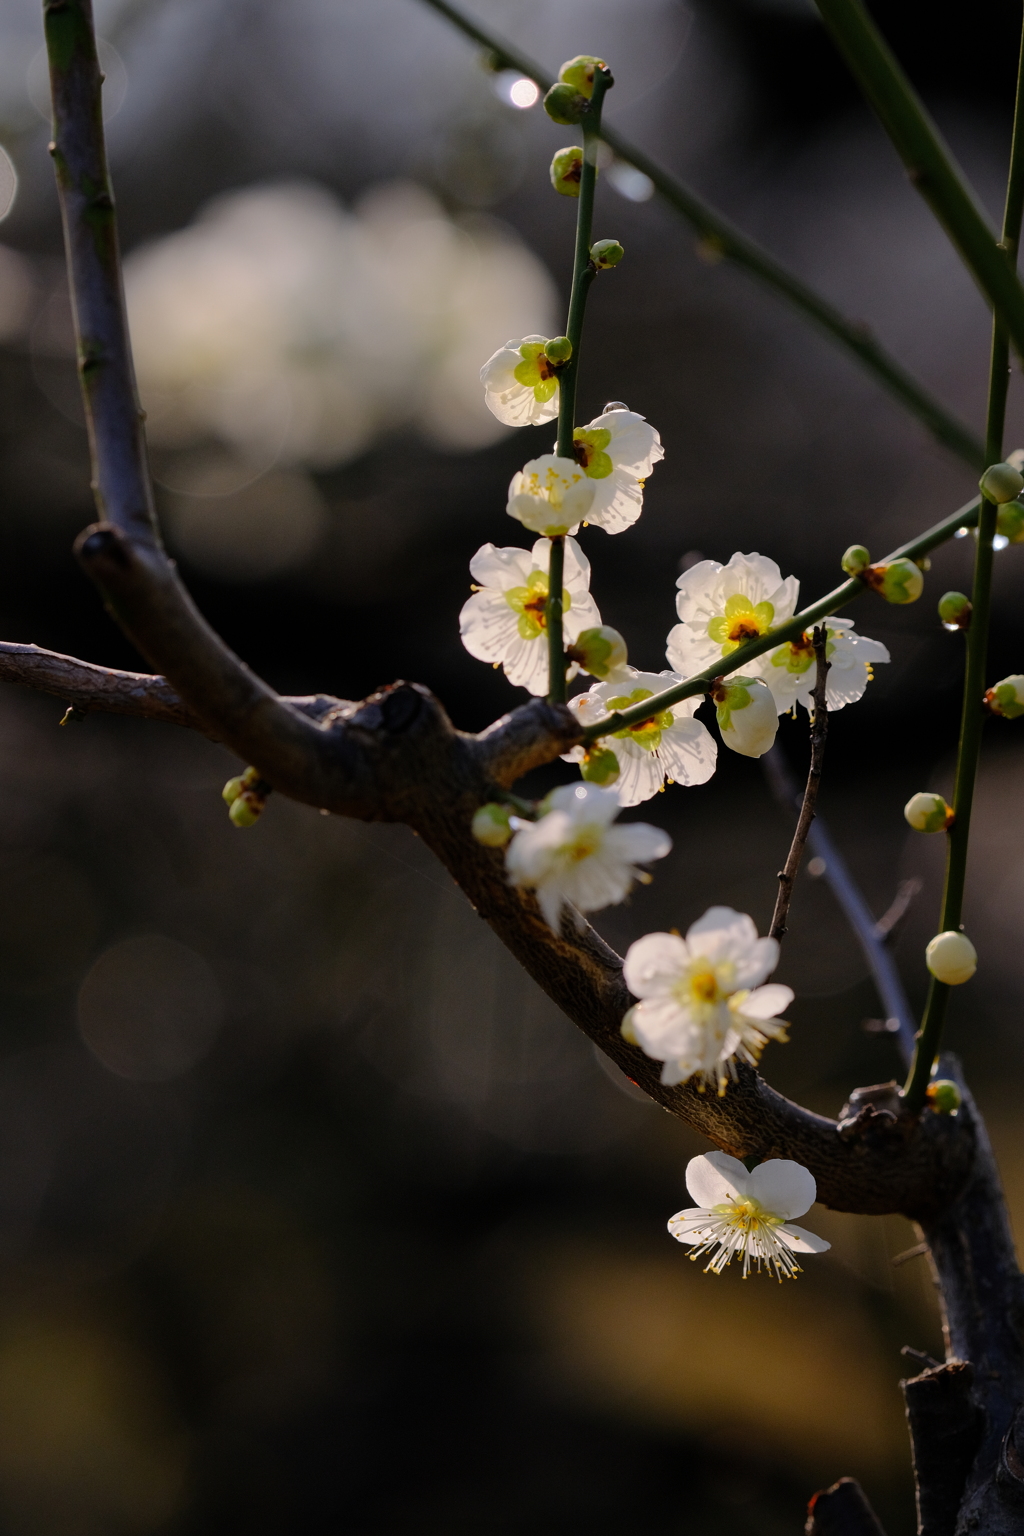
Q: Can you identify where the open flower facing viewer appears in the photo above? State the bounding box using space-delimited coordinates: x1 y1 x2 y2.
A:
505 783 671 931
669 1152 830 1279
666 552 800 680
459 537 600 695
622 907 792 1091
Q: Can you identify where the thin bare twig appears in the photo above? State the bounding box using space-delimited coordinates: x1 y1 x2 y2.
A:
770 627 830 942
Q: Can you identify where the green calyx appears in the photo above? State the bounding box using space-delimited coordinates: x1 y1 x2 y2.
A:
569 624 627 679
841 544 870 576
543 81 589 125
581 747 620 785
573 426 612 479
558 55 608 98
607 687 673 750
867 557 924 605
997 500 1024 543
513 342 560 404
505 571 571 639
707 594 775 653
714 681 752 732
550 147 584 197
590 238 624 270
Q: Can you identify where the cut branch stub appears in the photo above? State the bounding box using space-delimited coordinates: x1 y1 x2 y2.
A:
805 1477 887 1536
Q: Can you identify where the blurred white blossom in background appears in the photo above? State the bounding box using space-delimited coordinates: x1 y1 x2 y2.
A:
124 180 559 471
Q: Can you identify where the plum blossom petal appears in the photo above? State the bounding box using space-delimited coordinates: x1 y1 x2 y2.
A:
747 1158 816 1221
563 669 717 806
685 1150 747 1208
568 409 664 534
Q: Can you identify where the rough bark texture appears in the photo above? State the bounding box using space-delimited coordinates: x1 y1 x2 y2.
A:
805 1478 888 1535
902 1360 982 1535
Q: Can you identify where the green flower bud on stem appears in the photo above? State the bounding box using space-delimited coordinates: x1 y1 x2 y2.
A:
222 775 245 805
864 557 924 604
590 238 624 269
841 544 870 576
543 335 573 365
581 747 620 786
938 591 972 631
984 674 1024 718
926 1078 962 1115
229 794 263 829
567 624 628 680
472 802 513 848
550 147 584 197
997 500 1024 544
904 791 954 833
543 82 589 125
620 1005 639 1045
558 55 608 97
223 766 268 827
979 461 1024 504
926 930 977 985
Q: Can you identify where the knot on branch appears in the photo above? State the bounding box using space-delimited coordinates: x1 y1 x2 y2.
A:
75 520 133 574
902 1360 981 1535
349 682 430 736
837 1081 905 1145
470 697 583 787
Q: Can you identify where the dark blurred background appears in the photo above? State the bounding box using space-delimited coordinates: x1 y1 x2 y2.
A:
0 1 1023 1530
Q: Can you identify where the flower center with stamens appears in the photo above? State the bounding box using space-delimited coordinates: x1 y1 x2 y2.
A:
572 427 613 479
562 826 603 863
707 594 775 654
504 571 571 640
607 688 674 751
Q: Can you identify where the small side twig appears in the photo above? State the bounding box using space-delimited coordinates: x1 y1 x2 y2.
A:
770 626 829 942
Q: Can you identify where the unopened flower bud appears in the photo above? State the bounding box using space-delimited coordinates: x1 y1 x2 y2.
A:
472 802 513 848
229 793 263 828
926 930 977 986
865 557 924 604
714 676 779 758
550 147 584 197
590 238 624 269
543 335 573 365
558 55 608 98
938 591 971 631
926 1078 962 1115
620 1005 639 1045
222 775 245 805
841 544 870 576
997 500 1024 543
904 791 953 833
980 461 1024 504
569 625 628 680
543 82 589 125
581 747 620 785
984 674 1024 718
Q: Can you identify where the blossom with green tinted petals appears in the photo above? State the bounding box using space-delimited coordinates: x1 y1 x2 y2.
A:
480 335 561 427
459 536 600 695
668 1152 830 1279
563 668 717 806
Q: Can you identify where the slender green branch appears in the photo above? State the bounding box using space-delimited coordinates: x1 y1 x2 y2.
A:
415 0 984 468
547 67 611 704
815 0 1024 362
581 493 982 742
903 15 1024 1111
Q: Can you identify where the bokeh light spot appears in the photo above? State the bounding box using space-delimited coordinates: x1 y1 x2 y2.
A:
78 936 223 1082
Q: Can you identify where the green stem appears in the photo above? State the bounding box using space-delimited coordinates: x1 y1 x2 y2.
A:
415 0 983 468
547 67 611 704
903 17 1024 1111
580 493 982 743
815 0 1024 363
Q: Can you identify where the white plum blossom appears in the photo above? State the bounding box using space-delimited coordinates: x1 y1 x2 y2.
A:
667 552 800 681
563 669 717 806
668 1151 830 1279
505 783 671 931
764 617 890 715
507 455 595 536
481 336 561 427
459 537 600 696
568 409 664 534
714 676 779 758
622 907 792 1091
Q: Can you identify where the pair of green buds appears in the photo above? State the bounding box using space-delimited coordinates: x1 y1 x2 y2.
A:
222 766 271 828
840 545 924 604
